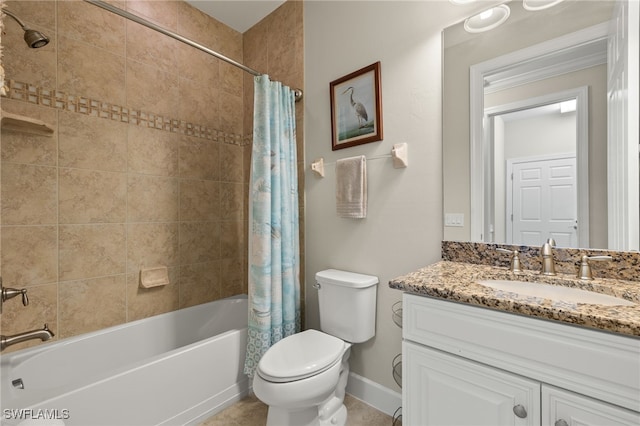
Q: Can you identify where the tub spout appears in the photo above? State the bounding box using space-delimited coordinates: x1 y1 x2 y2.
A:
1 323 54 351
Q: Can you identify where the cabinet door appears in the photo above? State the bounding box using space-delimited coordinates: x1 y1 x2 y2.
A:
543 385 640 426
404 341 540 426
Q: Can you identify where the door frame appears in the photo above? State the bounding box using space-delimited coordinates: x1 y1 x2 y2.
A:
469 23 607 244
485 87 590 247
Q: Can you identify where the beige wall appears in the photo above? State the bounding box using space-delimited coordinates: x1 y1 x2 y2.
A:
304 1 478 393
0 0 303 352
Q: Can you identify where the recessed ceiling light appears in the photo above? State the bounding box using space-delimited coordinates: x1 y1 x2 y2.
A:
522 0 565 11
464 5 511 33
449 0 478 5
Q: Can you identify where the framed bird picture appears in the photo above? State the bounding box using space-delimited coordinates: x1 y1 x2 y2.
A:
330 61 383 150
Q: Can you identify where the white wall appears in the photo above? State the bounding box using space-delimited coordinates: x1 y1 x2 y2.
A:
303 1 479 394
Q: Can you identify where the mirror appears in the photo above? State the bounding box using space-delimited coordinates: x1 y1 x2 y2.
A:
443 0 639 250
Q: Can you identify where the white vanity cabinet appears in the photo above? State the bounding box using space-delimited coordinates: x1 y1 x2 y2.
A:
402 293 640 426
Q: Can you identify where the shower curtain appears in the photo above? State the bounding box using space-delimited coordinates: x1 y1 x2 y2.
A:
244 75 300 378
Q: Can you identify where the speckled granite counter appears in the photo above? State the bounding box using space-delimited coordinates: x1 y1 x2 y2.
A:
389 261 640 337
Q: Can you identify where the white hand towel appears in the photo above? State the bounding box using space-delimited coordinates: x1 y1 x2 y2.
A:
336 155 367 218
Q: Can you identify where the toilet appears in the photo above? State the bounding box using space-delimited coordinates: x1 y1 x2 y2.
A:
252 269 378 426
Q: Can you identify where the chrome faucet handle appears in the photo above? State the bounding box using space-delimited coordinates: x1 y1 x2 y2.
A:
577 255 612 280
496 248 522 273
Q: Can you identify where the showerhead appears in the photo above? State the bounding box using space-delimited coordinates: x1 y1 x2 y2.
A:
2 8 50 49
23 29 50 49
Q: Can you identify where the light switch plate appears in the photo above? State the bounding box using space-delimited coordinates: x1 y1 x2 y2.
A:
445 213 464 227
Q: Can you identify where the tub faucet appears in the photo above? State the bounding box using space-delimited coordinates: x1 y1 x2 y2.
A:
1 324 54 352
540 238 557 276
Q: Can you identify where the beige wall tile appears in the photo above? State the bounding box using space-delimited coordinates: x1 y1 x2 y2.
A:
58 110 127 172
220 182 243 221
178 135 220 180
5 0 56 30
220 143 243 183
177 44 220 87
219 91 243 135
1 163 57 225
179 221 220 264
127 125 179 177
127 222 179 273
58 275 126 338
179 179 220 222
1 226 57 287
58 168 127 224
179 261 221 308
0 100 57 166
59 224 126 281
221 220 244 260
126 20 180 74
178 77 219 129
126 269 179 321
127 174 179 222
221 62 243 97
176 1 219 49
57 0 126 56
58 36 126 105
0 283 58 352
126 59 179 118
221 257 244 298
127 0 178 30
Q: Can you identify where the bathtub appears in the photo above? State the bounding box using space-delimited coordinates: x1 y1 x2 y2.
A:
0 295 249 426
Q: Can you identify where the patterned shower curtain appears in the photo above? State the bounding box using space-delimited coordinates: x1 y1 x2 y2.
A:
244 75 300 378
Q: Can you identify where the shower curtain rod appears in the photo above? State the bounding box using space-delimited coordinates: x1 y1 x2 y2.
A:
84 0 303 102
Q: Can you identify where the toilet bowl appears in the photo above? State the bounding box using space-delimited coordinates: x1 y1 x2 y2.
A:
253 269 378 426
253 330 352 426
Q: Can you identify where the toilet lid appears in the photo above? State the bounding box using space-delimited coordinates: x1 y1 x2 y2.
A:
257 329 346 383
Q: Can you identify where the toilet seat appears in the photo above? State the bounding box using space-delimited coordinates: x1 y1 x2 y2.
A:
257 329 347 383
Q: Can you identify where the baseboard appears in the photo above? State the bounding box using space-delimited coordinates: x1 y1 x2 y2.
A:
345 372 402 417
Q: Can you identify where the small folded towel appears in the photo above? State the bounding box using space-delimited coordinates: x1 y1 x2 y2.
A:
139 266 170 288
336 155 367 218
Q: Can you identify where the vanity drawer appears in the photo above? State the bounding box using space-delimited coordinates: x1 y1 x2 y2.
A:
403 293 640 412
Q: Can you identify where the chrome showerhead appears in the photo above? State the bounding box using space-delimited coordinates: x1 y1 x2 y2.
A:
23 29 50 48
2 8 50 49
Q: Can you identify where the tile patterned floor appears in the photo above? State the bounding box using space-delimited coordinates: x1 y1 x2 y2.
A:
199 394 395 426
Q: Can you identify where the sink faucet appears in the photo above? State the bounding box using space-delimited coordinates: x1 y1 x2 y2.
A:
540 238 556 276
1 324 54 351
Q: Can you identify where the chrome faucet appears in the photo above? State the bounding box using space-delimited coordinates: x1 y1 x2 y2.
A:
1 324 54 351
540 238 557 276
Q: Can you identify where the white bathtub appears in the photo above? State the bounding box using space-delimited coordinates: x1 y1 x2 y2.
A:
0 295 249 426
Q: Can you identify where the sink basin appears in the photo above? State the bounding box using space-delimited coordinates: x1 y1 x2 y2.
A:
476 279 636 306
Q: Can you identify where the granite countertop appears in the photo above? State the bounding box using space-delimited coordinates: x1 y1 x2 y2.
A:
389 261 640 337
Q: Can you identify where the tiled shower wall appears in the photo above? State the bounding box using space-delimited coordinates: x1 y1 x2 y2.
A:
0 0 304 352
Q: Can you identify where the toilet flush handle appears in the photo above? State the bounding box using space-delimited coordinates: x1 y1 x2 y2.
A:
313 282 321 290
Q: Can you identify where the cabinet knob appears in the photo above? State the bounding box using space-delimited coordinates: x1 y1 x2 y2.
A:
555 420 569 426
512 404 527 418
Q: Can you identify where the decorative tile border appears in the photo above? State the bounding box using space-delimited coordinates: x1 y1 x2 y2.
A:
3 80 251 146
442 240 640 282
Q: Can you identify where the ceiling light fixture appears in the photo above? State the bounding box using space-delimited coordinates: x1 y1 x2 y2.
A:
522 0 565 11
449 0 478 5
464 4 510 33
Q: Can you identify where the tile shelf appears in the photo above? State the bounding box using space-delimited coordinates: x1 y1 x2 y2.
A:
1 110 54 136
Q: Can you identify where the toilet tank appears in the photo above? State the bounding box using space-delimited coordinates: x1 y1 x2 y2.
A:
315 269 378 343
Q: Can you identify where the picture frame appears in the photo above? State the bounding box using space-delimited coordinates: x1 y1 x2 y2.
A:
330 61 383 150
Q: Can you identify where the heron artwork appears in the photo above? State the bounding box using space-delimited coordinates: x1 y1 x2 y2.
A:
342 86 368 128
